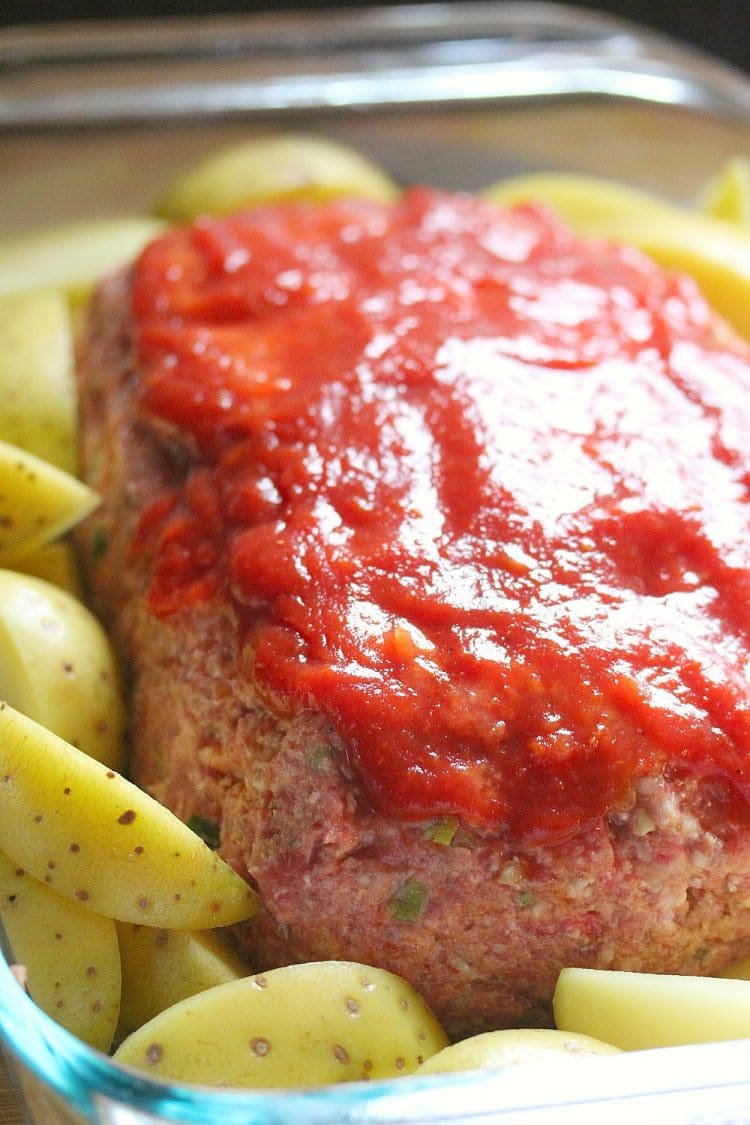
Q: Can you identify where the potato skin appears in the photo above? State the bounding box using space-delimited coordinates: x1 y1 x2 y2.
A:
115 922 249 1040
0 568 125 769
0 848 121 1052
114 961 448 1086
154 134 398 223
0 703 256 930
418 1028 620 1074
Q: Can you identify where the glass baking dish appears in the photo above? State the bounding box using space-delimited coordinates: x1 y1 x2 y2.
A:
3 3 750 1120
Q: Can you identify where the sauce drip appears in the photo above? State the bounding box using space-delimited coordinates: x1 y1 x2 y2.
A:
132 189 750 845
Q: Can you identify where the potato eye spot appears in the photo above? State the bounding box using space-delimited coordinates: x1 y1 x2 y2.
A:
333 1044 350 1065
145 1043 164 1066
117 809 137 825
345 997 361 1016
250 1037 270 1057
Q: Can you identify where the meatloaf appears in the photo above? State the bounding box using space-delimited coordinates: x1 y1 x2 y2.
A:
76 189 750 1038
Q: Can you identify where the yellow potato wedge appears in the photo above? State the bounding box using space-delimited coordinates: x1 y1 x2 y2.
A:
2 539 83 597
0 289 77 473
583 209 750 343
482 171 673 228
554 967 750 1050
0 847 121 1051
0 703 257 929
0 569 125 769
0 216 165 303
0 439 98 562
699 157 750 226
154 133 398 223
115 922 249 1040
114 961 448 1086
418 1027 621 1074
483 171 750 343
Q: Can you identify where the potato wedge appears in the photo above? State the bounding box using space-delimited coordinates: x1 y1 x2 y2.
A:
116 922 249 1040
114 961 448 1086
482 172 673 228
483 171 750 341
0 569 124 768
0 847 121 1051
580 209 750 343
554 967 750 1049
0 703 257 929
154 134 398 223
418 1027 621 1074
0 439 98 562
0 216 165 303
699 157 750 226
0 289 77 473
2 540 83 597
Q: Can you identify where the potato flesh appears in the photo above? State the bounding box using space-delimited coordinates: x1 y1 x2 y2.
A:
0 848 121 1051
114 961 449 1087
554 968 750 1050
0 569 125 769
0 703 256 929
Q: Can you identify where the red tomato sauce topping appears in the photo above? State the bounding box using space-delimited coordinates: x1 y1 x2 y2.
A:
132 189 750 846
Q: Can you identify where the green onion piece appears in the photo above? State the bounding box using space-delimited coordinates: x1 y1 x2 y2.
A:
91 526 108 560
391 879 428 922
423 815 460 846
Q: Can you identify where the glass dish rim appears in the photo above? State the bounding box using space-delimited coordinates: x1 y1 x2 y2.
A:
7 948 750 1123
3 0 750 132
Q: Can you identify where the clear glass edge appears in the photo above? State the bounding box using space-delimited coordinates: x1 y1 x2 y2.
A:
6 947 750 1124
2 1 750 130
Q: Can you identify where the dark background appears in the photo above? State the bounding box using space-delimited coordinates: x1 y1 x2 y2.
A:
2 0 749 76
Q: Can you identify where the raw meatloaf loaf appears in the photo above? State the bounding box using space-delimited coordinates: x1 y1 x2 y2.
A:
77 188 750 1038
